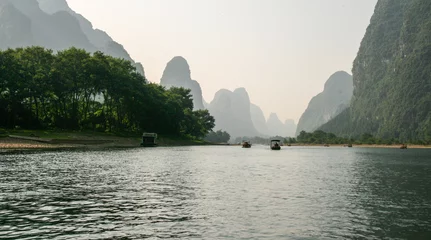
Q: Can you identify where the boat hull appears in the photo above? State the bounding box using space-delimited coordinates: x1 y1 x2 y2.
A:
140 143 158 147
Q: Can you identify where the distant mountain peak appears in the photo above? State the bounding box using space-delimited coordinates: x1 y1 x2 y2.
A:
160 56 204 110
296 71 353 135
37 0 70 14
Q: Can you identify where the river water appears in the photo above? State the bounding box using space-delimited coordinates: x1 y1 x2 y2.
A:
1 146 431 239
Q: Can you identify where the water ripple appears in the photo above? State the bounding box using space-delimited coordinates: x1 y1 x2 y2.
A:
1 147 431 239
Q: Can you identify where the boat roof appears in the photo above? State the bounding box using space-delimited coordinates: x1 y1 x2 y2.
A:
143 133 157 137
271 139 281 142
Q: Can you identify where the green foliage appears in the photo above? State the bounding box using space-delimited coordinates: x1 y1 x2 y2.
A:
0 47 215 139
204 130 231 143
320 0 431 144
296 130 350 144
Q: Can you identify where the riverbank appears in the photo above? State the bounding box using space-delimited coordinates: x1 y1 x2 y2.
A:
0 129 224 154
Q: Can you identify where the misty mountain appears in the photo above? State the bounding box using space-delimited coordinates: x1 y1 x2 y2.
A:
320 0 431 142
208 88 259 138
0 2 33 49
160 56 205 110
0 0 144 76
267 113 284 137
266 113 297 137
284 119 297 138
250 103 270 136
296 71 353 135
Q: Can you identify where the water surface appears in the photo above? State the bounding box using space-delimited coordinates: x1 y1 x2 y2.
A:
1 146 431 239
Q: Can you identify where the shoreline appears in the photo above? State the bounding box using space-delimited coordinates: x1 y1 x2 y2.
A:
0 134 231 155
285 143 431 149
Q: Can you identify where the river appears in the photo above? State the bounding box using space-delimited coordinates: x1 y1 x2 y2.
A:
1 146 431 239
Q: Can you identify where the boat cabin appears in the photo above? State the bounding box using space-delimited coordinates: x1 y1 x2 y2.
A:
141 133 158 147
270 140 281 150
242 141 252 148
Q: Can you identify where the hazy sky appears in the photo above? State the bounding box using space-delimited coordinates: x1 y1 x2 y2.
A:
67 0 377 123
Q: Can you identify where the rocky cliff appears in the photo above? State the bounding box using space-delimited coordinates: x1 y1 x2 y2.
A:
250 103 270 136
296 71 353 135
320 0 431 142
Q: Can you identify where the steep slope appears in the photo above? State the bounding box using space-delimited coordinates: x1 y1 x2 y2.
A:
265 114 296 137
37 0 145 77
284 119 297 137
250 103 270 136
267 113 285 137
321 0 431 142
0 2 33 49
296 71 353 135
160 56 205 110
0 0 145 76
37 0 113 49
208 88 259 138
7 0 95 51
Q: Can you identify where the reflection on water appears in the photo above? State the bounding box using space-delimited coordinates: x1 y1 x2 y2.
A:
1 146 431 239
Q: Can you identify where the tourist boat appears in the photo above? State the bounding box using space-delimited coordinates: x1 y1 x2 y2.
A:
242 141 252 148
270 140 281 150
140 133 158 147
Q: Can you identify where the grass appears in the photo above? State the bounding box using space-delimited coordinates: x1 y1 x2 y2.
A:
0 128 216 147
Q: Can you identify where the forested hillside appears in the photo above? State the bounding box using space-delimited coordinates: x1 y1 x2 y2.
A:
320 0 431 143
0 47 215 139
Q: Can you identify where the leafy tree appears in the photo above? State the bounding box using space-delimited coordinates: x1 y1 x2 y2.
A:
0 46 216 139
205 130 231 143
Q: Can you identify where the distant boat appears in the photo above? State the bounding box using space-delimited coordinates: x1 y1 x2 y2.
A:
242 141 252 148
140 133 158 147
270 140 281 150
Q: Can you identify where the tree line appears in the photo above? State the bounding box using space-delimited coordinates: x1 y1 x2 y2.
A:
0 47 215 139
231 130 413 145
288 130 409 145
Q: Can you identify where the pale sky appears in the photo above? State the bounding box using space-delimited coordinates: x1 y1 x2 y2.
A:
67 0 377 123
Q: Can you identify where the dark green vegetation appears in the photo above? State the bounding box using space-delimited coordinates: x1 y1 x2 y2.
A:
288 130 408 145
204 130 231 143
233 136 284 145
320 0 431 144
232 130 409 145
0 47 215 139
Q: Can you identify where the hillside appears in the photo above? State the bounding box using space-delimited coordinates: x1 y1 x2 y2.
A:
296 71 353 135
320 0 431 143
0 0 145 76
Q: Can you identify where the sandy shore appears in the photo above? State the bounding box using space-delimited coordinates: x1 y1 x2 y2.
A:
0 135 227 154
1 136 430 154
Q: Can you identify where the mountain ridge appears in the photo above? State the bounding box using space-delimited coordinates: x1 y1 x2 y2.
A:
296 71 353 135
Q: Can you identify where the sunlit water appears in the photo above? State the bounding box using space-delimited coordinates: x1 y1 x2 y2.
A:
1 146 431 239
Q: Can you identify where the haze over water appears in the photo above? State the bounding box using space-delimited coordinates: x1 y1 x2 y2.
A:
1 146 431 239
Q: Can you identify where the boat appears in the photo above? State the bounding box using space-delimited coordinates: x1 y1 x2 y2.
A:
270 140 281 150
242 141 252 148
140 133 158 147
